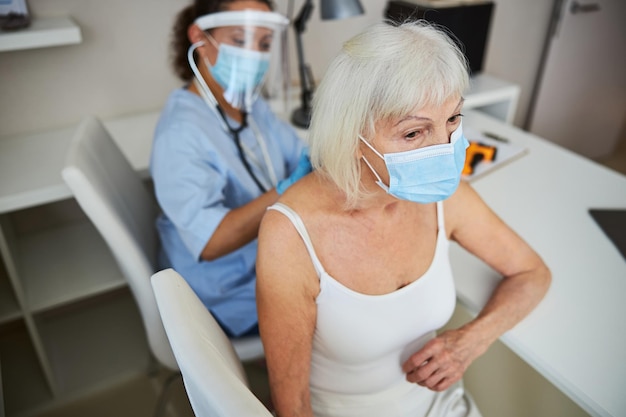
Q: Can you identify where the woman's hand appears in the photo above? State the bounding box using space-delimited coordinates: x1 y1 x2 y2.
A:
402 327 480 392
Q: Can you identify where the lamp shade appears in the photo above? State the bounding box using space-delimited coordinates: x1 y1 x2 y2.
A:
320 0 364 20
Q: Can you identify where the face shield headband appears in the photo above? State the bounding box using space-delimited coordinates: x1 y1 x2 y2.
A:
189 10 289 112
195 9 289 31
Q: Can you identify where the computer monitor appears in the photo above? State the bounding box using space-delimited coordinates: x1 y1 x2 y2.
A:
385 1 495 75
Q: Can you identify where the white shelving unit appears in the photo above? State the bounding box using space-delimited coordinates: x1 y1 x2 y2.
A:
0 199 152 416
19 221 127 311
0 74 519 416
0 16 81 52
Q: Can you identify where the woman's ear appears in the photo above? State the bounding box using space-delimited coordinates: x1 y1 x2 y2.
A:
356 132 370 159
188 24 204 45
356 141 364 159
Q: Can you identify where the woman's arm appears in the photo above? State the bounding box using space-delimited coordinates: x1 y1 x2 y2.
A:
256 208 319 417
201 149 311 261
403 181 551 391
201 189 279 260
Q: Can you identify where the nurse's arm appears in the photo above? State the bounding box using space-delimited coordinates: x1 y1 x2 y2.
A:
200 189 279 260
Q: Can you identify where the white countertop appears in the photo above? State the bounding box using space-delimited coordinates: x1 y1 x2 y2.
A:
0 111 159 213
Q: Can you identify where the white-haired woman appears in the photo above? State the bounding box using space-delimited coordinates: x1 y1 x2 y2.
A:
256 21 551 417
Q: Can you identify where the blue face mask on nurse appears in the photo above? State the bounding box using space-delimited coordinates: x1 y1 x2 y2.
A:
208 41 270 93
189 9 284 111
203 29 271 108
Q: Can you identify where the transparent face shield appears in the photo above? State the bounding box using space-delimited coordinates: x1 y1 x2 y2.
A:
189 10 289 112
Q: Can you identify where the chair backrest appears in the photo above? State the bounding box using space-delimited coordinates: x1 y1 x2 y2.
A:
62 115 178 370
151 268 274 417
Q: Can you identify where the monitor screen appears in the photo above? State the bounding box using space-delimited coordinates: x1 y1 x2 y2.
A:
385 1 495 75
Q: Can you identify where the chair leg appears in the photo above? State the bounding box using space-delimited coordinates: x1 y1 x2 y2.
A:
153 371 182 417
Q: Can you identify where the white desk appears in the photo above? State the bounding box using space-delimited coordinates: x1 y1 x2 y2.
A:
457 111 626 417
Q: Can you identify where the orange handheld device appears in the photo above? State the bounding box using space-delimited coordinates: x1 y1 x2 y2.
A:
463 141 497 176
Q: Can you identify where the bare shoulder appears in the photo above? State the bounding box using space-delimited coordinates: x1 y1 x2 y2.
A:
275 171 337 218
258 177 323 297
258 204 302 258
443 181 494 237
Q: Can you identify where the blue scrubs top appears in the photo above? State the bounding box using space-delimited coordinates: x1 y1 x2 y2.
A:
150 88 304 336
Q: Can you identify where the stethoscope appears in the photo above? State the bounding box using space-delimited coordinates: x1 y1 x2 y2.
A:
188 41 278 193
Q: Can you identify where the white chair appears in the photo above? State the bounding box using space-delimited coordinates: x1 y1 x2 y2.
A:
61 116 264 377
151 268 273 417
62 115 178 372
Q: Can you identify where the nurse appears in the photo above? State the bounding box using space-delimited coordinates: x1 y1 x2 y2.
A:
150 0 309 337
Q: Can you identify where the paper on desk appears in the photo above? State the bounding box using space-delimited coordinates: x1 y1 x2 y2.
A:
462 126 527 182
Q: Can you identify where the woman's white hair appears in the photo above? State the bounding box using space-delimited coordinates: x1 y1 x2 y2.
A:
308 20 469 208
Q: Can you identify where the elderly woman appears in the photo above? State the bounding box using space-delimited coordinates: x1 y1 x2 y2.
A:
256 21 551 417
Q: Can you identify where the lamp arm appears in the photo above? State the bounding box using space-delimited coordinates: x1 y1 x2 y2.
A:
290 0 323 128
295 30 314 107
290 0 365 128
294 0 314 32
293 0 315 116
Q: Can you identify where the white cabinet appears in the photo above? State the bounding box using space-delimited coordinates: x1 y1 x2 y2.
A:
0 200 152 415
0 112 157 416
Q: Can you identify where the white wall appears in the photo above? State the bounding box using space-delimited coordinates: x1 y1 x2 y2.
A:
481 0 554 127
0 0 186 137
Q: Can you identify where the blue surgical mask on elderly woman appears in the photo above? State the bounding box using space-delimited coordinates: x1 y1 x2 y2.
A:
360 122 469 203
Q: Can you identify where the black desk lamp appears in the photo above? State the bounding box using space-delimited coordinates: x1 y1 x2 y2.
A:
290 0 365 128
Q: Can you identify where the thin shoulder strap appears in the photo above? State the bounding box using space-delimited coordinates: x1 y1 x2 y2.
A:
436 201 445 231
267 203 326 277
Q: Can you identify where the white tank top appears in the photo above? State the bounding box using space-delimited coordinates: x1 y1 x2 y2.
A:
268 202 470 417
